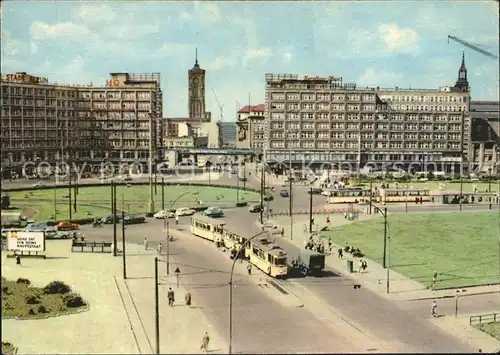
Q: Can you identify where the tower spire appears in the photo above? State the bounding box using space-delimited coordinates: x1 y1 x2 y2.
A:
195 47 198 66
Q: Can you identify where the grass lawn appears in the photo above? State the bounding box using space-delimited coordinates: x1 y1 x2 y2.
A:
324 212 499 289
2 278 87 319
8 185 260 221
475 322 500 341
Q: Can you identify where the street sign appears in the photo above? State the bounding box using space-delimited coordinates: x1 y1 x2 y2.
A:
174 266 180 288
174 267 180 274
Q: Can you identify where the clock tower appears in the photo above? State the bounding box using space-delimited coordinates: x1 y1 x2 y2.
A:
188 48 207 121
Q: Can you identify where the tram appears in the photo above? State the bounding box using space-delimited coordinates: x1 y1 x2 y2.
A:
189 214 225 242
248 237 288 278
378 188 431 203
327 188 372 204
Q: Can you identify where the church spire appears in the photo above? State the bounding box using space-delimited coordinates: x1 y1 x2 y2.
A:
455 51 469 91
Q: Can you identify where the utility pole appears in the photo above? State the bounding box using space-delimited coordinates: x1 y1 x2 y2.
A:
68 170 72 221
259 165 264 224
161 177 165 211
383 207 387 268
112 182 117 257
309 188 313 233
236 169 240 204
154 257 160 354
149 112 155 214
73 167 77 213
122 208 126 279
369 177 373 215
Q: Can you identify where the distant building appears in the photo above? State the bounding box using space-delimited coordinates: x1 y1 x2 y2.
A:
217 121 237 148
235 104 265 150
188 49 211 122
470 100 499 173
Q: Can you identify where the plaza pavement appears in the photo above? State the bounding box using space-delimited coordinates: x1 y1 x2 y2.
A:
1 240 225 354
270 212 500 353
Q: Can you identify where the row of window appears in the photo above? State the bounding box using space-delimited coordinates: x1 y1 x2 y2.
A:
269 141 461 149
271 132 461 140
270 122 462 130
269 102 468 113
269 112 463 121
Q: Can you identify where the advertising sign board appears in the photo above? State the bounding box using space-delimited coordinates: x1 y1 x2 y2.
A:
7 231 45 252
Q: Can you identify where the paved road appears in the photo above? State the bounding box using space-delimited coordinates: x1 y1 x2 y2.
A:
220 207 478 353
80 218 360 353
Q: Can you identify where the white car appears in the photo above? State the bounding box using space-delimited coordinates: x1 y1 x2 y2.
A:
175 208 196 216
153 210 175 219
33 182 46 188
321 190 332 196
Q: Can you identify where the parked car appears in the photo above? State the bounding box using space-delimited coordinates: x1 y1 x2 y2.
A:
321 190 333 196
25 223 48 232
204 206 224 218
101 215 120 224
32 182 46 188
122 214 146 225
175 208 196 216
153 210 175 219
238 176 248 182
279 190 289 197
121 175 133 182
248 204 263 213
56 221 79 231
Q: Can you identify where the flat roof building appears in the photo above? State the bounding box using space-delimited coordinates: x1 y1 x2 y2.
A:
263 55 472 173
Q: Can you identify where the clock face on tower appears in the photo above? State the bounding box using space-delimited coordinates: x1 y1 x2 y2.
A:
193 78 200 85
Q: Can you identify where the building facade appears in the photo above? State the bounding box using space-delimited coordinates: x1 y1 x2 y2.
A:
235 104 265 150
1 72 163 176
217 121 237 148
470 100 499 173
264 57 472 173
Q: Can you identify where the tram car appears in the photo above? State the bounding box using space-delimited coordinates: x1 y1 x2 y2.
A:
222 230 248 259
378 188 431 203
327 188 372 204
190 214 225 242
248 237 288 278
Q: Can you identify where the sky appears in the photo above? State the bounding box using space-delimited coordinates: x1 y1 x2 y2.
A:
1 1 499 121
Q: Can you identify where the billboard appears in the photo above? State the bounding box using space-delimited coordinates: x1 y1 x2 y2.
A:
7 231 45 252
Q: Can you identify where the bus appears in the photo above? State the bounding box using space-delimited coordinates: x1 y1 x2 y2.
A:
327 188 372 204
378 188 431 203
190 214 225 242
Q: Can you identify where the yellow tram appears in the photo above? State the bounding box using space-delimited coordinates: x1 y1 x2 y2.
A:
248 237 288 278
378 188 431 203
222 230 247 252
190 214 225 242
327 188 372 204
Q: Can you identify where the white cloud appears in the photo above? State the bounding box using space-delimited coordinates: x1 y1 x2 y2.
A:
283 51 293 63
201 4 221 22
357 68 404 87
206 54 238 71
29 42 38 55
103 24 160 40
73 3 116 24
378 24 420 55
30 21 90 40
243 47 271 67
155 42 194 58
179 12 194 22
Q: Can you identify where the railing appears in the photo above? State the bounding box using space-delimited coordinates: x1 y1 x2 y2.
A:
469 313 499 326
71 241 113 253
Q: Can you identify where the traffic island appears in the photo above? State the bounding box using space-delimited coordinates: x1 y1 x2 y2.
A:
2 278 89 320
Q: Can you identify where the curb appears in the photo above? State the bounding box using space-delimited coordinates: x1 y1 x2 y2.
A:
406 290 500 302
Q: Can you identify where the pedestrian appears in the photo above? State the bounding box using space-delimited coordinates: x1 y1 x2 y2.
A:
175 215 179 225
431 301 438 317
337 248 343 259
185 292 192 306
280 227 284 237
167 287 175 307
358 259 364 273
362 260 368 273
16 254 21 266
247 263 252 275
200 332 210 352
143 237 148 250
157 243 162 254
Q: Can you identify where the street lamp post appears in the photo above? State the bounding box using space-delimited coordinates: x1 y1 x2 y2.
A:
309 188 313 233
228 230 267 354
372 205 391 293
154 257 160 354
488 167 492 192
161 176 165 211
121 185 129 279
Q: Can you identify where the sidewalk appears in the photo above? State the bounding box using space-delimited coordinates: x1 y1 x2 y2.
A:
1 240 225 354
271 213 500 302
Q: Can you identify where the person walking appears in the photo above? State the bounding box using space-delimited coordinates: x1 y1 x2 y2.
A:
200 332 210 352
157 243 162 254
337 248 343 259
167 287 175 307
143 237 148 251
175 215 179 225
431 301 438 318
247 263 252 275
16 254 21 266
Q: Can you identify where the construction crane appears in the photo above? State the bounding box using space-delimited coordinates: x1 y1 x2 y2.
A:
211 88 224 122
448 35 498 59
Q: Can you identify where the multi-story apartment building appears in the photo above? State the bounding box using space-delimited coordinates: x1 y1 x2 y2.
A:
470 100 499 173
217 121 237 148
1 72 163 177
264 55 472 173
235 104 265 150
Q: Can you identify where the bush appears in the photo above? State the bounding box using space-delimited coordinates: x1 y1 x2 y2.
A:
63 295 86 308
38 305 48 313
26 295 41 304
2 286 12 295
16 278 31 285
43 281 72 295
28 308 35 315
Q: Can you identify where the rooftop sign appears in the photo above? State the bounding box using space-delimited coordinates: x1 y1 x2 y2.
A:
2 73 48 84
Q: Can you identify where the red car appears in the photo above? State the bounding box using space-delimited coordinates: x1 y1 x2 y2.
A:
56 221 79 231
